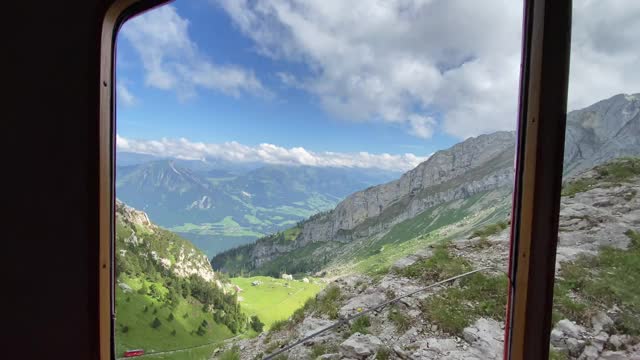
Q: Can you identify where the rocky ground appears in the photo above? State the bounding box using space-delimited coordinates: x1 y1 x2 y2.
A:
215 167 640 360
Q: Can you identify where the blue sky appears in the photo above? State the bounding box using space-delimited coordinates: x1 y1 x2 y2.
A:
115 0 639 171
116 1 458 163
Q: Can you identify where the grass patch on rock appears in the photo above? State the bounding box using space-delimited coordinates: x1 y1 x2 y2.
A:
553 230 640 335
349 315 371 335
562 157 640 197
387 305 411 333
468 220 508 240
421 271 508 335
398 243 472 282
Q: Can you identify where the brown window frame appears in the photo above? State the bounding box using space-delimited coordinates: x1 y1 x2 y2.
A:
98 0 573 359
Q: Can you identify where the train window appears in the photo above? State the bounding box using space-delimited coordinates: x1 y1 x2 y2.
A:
546 2 640 359
110 1 544 359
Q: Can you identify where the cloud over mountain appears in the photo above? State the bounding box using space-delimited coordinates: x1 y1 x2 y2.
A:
117 135 428 172
216 0 640 139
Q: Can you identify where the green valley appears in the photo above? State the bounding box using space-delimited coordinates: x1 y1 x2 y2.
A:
230 276 325 330
116 160 397 257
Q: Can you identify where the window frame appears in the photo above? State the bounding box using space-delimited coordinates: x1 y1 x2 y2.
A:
99 1 172 359
98 0 573 359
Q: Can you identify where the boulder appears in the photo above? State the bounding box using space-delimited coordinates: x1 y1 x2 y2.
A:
339 292 386 317
592 331 609 352
578 345 599 360
608 334 631 351
118 282 132 293
317 354 340 360
340 333 383 359
591 311 614 333
556 319 583 339
391 256 418 271
461 318 504 358
550 329 565 346
566 338 586 357
599 351 634 360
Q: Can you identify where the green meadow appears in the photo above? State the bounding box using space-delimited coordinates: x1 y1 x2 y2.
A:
230 276 325 329
114 281 232 360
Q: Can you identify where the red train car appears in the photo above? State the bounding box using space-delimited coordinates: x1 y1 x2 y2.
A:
123 349 145 357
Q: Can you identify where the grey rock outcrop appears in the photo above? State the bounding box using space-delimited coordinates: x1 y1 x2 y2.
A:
250 131 517 267
564 93 640 176
339 333 383 358
239 94 640 271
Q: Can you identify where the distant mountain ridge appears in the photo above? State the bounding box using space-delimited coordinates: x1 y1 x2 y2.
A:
212 93 640 276
116 159 399 256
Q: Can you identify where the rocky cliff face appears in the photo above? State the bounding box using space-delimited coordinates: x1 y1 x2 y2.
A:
116 200 216 282
216 93 640 272
250 131 517 267
564 93 640 176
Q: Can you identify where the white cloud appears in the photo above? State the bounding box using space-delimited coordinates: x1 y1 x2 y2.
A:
216 0 640 139
117 82 136 106
567 1 640 110
116 135 428 172
216 0 523 139
121 5 270 100
408 114 436 139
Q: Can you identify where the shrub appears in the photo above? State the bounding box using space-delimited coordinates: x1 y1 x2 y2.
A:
376 347 392 360
121 325 129 333
469 221 508 240
349 315 371 335
251 315 264 333
137 284 149 295
150 317 162 329
167 312 174 321
310 343 338 357
170 329 176 336
219 346 240 360
388 305 410 333
196 325 206 336
317 286 342 319
269 319 290 333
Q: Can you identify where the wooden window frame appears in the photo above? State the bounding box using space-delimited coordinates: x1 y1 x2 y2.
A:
99 1 172 359
98 0 573 359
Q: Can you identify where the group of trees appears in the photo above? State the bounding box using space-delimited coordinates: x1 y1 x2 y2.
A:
116 220 256 335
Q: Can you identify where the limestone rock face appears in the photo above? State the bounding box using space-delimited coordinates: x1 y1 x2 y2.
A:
116 200 217 282
564 93 640 176
116 199 153 229
339 333 383 359
250 131 517 267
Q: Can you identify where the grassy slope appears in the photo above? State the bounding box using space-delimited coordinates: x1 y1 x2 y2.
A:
115 206 243 360
264 188 510 277
230 276 324 329
115 282 232 358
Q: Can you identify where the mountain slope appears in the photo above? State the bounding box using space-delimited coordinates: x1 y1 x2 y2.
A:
564 93 640 176
116 161 396 256
212 131 517 276
114 201 249 358
217 157 640 360
213 93 640 278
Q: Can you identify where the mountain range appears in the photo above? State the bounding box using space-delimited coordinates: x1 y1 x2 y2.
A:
116 158 399 256
212 93 640 277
